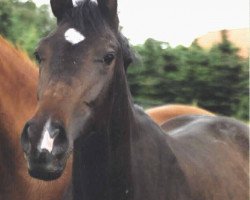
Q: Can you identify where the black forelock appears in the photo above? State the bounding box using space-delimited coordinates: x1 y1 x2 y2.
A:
63 0 105 35
61 0 134 69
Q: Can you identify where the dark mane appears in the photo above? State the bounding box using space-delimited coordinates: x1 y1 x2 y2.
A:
62 0 134 69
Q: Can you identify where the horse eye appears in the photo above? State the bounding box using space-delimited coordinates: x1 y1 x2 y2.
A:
103 53 115 65
34 52 42 64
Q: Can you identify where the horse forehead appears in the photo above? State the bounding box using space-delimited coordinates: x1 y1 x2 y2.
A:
61 27 117 49
54 25 107 46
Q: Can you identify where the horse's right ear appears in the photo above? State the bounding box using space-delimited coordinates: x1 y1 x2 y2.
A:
50 0 73 22
97 0 119 30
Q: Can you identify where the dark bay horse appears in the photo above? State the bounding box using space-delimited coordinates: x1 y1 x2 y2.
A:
0 36 205 200
0 37 219 200
20 0 249 200
145 104 214 125
0 36 72 200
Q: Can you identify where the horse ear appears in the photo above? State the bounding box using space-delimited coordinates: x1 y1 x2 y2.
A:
50 0 73 22
97 0 119 30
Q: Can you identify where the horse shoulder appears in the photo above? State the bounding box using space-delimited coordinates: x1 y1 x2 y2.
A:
131 109 193 200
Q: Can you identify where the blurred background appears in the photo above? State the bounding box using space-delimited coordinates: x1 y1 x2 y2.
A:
0 0 248 121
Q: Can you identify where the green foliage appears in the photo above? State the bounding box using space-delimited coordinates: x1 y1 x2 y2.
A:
0 0 55 57
128 31 249 120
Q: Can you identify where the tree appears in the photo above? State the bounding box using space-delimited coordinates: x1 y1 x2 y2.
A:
127 32 249 120
0 0 55 57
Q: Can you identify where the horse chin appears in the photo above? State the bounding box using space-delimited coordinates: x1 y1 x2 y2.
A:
27 159 67 181
28 168 63 181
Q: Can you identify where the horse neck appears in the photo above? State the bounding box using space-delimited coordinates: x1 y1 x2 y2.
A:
72 104 191 200
71 62 191 199
0 38 38 132
129 109 193 199
72 66 135 200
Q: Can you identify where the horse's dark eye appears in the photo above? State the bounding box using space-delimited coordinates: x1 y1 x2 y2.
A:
103 53 115 65
34 52 42 64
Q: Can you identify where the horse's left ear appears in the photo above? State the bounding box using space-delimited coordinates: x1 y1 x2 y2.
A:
50 0 73 22
97 0 119 30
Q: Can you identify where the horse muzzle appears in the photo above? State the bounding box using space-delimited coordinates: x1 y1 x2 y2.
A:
21 119 70 181
27 150 65 180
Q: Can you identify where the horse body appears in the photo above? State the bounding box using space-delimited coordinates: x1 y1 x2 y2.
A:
162 115 249 200
128 109 248 200
0 36 37 135
0 37 71 200
145 104 214 125
20 1 249 200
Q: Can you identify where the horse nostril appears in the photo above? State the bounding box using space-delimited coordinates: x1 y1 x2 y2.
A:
21 122 32 153
50 125 68 156
50 128 60 138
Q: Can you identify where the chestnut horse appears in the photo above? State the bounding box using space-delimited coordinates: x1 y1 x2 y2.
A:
20 1 248 199
0 36 72 200
145 104 214 125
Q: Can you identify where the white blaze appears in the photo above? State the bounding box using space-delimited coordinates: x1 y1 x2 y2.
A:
40 119 55 153
72 0 84 7
91 0 98 4
64 28 85 45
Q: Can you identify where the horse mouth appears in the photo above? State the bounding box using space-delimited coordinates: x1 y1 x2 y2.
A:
28 167 63 181
27 157 67 181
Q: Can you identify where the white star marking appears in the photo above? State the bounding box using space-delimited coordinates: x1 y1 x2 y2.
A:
65 28 85 45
